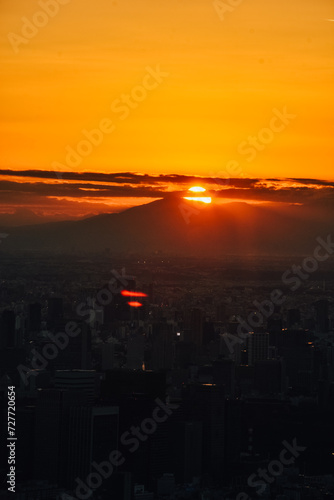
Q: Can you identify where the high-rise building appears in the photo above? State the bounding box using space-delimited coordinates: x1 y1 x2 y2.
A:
287 308 301 329
314 299 329 333
149 322 173 370
254 359 285 395
47 297 63 326
27 302 41 335
33 389 86 485
202 320 215 346
156 474 175 498
102 276 136 324
172 421 202 483
183 308 203 353
0 348 25 385
67 405 119 492
213 358 235 397
267 313 282 333
247 331 269 365
275 330 315 395
174 341 196 369
101 369 166 400
224 399 242 466
127 335 145 369
102 342 115 370
53 321 92 370
134 485 154 500
16 404 36 481
182 383 225 483
0 310 16 348
54 370 96 403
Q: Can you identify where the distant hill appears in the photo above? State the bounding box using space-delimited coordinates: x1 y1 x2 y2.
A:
0 208 90 227
0 198 332 256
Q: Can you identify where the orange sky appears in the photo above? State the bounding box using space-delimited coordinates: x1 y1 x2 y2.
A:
0 0 333 220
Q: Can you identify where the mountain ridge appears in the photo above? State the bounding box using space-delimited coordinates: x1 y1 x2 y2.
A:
0 198 331 257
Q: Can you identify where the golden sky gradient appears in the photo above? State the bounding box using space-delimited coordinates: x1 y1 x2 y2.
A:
1 0 333 181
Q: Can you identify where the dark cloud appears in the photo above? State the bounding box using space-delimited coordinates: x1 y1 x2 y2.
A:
287 178 334 187
0 169 206 186
212 186 334 204
0 170 333 209
0 180 166 198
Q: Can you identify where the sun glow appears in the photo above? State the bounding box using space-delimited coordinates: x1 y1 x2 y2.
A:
184 197 212 203
184 186 212 204
188 186 206 193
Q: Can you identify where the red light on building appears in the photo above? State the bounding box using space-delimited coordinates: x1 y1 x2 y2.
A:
121 290 147 298
127 301 143 308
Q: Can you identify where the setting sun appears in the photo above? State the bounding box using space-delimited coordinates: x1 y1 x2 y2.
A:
184 186 212 204
188 186 206 193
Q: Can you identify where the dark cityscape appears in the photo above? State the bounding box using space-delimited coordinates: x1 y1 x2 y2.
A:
0 247 333 499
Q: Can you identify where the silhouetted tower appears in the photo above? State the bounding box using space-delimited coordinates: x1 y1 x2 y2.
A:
0 310 16 348
247 331 269 366
47 297 63 326
182 383 225 483
150 322 173 370
287 308 301 329
314 300 329 333
28 302 41 336
184 308 203 353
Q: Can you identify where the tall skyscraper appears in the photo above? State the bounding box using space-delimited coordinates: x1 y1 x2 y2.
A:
0 310 16 348
67 406 119 492
213 358 235 397
182 384 225 483
172 421 203 483
47 297 63 326
149 322 173 370
287 308 301 329
183 308 203 353
247 331 269 365
254 359 285 395
27 302 41 336
33 389 86 485
54 321 92 370
314 299 329 333
127 334 145 369
54 370 96 403
102 342 115 370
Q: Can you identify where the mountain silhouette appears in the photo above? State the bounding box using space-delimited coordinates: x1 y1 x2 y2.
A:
0 198 331 256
